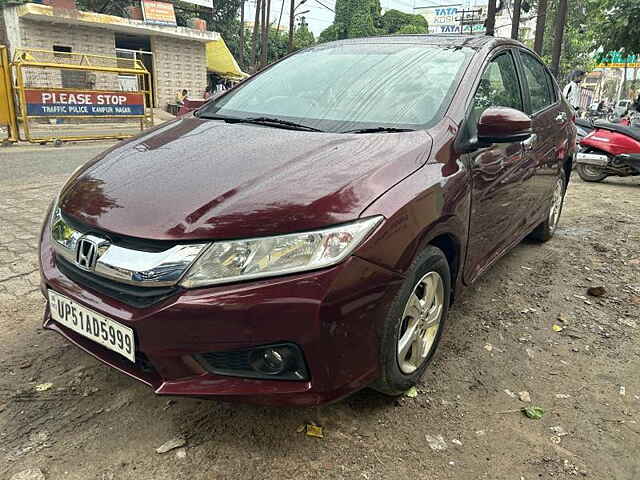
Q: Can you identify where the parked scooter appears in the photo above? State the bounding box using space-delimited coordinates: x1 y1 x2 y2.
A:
575 119 640 182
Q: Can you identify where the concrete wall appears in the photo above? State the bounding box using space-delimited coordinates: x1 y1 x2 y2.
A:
151 35 207 108
2 6 22 55
18 19 119 90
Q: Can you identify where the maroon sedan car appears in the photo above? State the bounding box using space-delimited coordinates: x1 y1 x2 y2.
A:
39 35 575 405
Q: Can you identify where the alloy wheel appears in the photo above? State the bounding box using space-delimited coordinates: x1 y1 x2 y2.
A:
397 271 444 374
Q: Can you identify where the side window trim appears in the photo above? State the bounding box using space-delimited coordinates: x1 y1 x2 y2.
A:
512 49 532 114
545 69 559 103
515 49 557 115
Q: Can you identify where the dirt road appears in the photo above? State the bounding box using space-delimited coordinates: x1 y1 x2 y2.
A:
1 148 639 479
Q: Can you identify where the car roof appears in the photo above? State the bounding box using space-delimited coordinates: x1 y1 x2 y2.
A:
323 34 522 50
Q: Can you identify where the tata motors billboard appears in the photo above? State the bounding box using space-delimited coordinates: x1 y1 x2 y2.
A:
24 90 145 117
416 3 486 34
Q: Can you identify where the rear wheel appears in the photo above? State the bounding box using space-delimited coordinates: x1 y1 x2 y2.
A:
371 246 450 396
576 163 608 182
530 175 565 242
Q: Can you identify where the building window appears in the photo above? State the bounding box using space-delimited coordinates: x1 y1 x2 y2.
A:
53 45 72 57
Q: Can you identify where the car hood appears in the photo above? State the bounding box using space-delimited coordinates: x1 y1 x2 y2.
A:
59 117 432 241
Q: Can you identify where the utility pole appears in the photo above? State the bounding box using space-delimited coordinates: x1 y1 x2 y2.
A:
250 0 262 71
485 0 497 36
622 55 628 100
277 0 285 32
264 0 272 67
616 69 624 102
259 0 270 68
511 0 522 40
533 0 547 54
288 0 295 52
239 1 245 68
550 0 567 77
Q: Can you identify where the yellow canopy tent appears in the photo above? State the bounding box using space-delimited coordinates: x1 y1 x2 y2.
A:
206 39 248 81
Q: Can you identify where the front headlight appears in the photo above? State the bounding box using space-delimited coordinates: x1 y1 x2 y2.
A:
51 205 80 251
180 216 383 288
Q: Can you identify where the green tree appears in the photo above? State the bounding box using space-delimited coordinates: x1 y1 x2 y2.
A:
294 21 315 50
379 9 427 34
539 0 598 80
320 1 431 42
232 26 290 71
76 0 136 16
590 0 640 55
320 0 382 41
318 24 340 43
395 24 427 34
265 28 289 64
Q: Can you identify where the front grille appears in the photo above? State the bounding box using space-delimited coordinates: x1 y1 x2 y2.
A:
198 350 252 373
56 255 179 308
62 212 181 252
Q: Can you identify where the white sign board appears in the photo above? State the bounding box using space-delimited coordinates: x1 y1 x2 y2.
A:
416 5 486 34
181 0 214 7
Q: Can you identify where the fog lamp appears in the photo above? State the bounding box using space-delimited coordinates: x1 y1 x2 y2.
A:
195 343 309 381
250 346 292 375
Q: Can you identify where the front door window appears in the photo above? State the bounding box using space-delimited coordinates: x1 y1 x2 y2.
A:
472 52 523 118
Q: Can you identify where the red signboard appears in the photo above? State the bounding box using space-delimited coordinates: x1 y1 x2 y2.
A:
25 89 145 117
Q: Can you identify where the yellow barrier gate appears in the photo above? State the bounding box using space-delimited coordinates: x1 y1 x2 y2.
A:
0 46 19 143
12 48 153 144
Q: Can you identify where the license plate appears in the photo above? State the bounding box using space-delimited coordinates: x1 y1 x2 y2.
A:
48 290 135 363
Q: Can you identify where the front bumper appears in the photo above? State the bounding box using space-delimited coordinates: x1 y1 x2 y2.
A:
39 231 402 406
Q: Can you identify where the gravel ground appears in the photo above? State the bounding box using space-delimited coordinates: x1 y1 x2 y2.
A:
1 146 639 480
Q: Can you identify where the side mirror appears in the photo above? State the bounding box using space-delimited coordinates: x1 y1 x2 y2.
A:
477 107 532 143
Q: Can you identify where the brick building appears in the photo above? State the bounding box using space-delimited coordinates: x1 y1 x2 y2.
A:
0 2 219 109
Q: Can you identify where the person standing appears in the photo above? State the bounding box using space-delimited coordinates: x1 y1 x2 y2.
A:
175 89 188 105
562 69 586 112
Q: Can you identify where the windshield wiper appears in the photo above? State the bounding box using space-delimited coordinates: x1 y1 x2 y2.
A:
195 112 233 120
238 116 323 132
196 113 322 132
342 126 416 134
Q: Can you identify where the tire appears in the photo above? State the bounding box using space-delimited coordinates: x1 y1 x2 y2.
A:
576 163 608 182
371 245 451 396
529 175 565 242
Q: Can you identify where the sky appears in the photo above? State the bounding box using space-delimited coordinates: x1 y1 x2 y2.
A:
243 0 422 37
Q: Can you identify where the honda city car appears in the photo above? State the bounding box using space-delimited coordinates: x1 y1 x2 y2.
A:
39 35 575 405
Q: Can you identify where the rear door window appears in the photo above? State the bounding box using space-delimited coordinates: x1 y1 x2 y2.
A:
520 52 555 113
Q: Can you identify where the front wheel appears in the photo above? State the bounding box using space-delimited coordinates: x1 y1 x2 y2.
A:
529 175 565 242
576 163 608 182
371 246 450 396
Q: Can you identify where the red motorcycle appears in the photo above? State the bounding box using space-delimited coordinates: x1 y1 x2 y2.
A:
575 120 640 182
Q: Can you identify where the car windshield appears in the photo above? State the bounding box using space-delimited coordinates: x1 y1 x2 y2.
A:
199 42 474 133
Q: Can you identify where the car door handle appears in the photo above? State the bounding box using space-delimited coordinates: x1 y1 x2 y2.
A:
523 134 537 151
555 112 567 124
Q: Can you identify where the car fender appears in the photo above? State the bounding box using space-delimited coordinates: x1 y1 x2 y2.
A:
355 160 471 279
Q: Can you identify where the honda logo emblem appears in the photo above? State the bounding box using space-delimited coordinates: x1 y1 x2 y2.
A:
75 235 106 271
